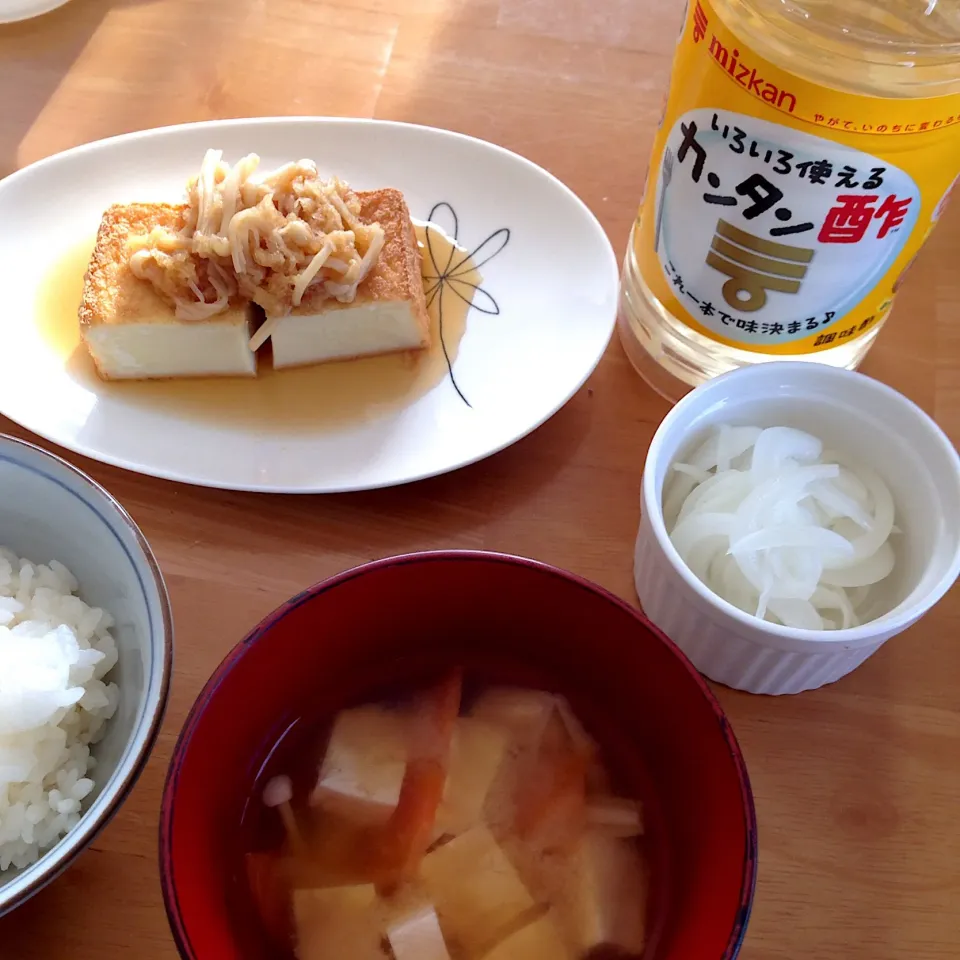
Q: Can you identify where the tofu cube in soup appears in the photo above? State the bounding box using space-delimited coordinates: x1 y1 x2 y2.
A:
386 904 452 960
480 912 572 960
432 717 508 840
568 829 648 955
293 884 381 960
310 706 408 825
419 824 536 955
470 687 557 750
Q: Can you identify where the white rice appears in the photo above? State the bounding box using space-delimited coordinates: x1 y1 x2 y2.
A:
0 547 120 872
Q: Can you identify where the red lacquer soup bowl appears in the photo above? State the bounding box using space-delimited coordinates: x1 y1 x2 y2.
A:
160 551 756 960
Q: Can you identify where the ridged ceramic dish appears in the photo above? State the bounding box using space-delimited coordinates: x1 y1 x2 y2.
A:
635 362 960 695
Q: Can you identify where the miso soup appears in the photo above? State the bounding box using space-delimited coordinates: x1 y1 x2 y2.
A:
241 671 650 959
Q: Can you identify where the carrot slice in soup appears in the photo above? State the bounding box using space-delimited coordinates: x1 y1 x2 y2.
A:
377 668 462 887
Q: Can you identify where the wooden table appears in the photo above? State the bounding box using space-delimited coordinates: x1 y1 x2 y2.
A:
0 1 957 957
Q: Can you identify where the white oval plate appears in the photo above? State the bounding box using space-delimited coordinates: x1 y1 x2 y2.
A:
0 118 617 493
0 0 71 23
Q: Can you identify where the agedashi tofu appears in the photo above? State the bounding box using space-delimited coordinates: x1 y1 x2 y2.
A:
480 912 572 960
568 829 648 955
386 904 452 960
293 883 381 960
80 203 259 380
80 153 432 382
310 705 408 825
433 717 508 839
270 189 430 370
419 825 535 955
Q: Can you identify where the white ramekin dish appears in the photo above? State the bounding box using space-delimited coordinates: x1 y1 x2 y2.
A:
0 435 173 915
634 362 960 695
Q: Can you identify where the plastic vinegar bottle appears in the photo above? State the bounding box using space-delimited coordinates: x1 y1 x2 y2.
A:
619 0 960 400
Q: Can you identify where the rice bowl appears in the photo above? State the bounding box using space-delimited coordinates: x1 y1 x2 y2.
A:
0 434 171 917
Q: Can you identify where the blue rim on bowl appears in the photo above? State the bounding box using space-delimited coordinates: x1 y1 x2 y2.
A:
0 434 174 916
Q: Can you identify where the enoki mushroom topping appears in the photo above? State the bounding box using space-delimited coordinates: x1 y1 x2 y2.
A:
127 149 385 347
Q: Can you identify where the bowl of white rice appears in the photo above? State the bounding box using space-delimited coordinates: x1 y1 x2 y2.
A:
0 434 172 916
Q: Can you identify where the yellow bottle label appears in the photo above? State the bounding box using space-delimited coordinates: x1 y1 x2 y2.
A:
635 0 960 355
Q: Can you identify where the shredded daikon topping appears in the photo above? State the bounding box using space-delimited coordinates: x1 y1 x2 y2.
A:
663 425 899 631
127 149 385 338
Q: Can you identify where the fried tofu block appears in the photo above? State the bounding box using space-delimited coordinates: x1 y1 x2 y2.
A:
480 912 572 960
293 884 381 960
79 203 258 380
270 188 430 369
310 705 408 826
419 825 536 956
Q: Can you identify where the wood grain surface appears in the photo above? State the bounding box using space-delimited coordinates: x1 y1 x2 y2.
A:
0 1 958 958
